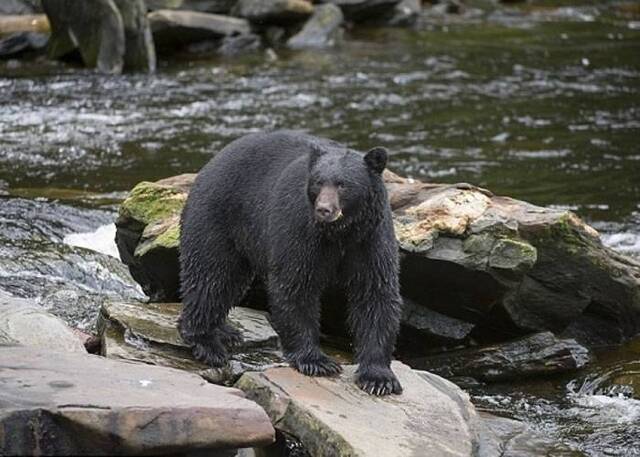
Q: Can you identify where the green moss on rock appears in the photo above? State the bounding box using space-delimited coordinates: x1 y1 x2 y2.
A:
119 181 186 226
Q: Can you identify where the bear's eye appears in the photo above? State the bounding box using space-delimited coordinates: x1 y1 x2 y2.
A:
335 180 345 189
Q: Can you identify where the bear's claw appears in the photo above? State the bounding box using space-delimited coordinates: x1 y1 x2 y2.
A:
191 342 229 367
291 352 343 377
356 366 403 396
217 323 243 347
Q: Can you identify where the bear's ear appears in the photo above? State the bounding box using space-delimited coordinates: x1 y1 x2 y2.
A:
364 147 388 174
308 145 326 170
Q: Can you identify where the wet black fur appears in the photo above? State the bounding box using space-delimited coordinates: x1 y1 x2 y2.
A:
179 131 403 395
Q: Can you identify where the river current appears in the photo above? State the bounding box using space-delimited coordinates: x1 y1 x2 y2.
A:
1 3 639 455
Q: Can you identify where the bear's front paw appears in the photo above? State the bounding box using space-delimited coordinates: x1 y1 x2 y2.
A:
192 342 229 367
290 351 343 377
217 323 243 347
356 365 403 396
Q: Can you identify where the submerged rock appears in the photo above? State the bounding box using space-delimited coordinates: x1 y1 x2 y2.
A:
115 169 640 348
236 361 498 456
0 291 85 352
287 3 344 49
232 0 314 25
149 9 252 52
409 332 591 382
98 300 285 385
0 345 274 455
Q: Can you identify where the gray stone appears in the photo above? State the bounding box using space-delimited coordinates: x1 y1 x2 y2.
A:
232 0 314 25
236 361 498 457
384 0 421 26
409 332 591 382
0 291 85 353
0 345 275 456
113 0 156 72
147 0 238 14
0 0 41 14
42 0 126 73
149 9 252 51
287 4 343 49
41 0 155 73
98 300 285 385
401 298 475 346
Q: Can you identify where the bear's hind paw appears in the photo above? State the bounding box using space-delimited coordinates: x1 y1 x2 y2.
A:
217 323 243 347
356 366 403 396
291 353 342 377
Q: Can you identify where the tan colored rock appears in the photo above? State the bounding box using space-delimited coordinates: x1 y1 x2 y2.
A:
0 291 85 352
0 345 275 456
237 361 496 457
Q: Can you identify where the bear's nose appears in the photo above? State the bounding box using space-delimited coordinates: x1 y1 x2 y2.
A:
316 205 334 220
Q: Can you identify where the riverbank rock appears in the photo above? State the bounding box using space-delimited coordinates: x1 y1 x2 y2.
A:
42 0 155 73
408 331 591 382
147 0 237 14
287 3 344 49
98 300 285 385
0 291 85 352
0 345 274 455
232 0 314 25
236 361 498 456
115 170 640 348
149 9 252 51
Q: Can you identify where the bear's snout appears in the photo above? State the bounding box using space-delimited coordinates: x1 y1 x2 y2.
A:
315 186 342 223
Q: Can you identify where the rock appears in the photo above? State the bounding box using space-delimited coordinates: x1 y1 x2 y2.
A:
0 291 86 352
408 332 591 382
218 32 262 55
149 9 252 51
0 13 49 57
115 174 190 301
320 0 401 23
113 0 156 72
384 0 421 26
232 0 314 25
0 0 41 14
400 297 475 348
0 345 274 455
236 361 498 456
41 0 155 73
115 170 640 348
98 300 285 385
286 4 343 49
147 0 238 14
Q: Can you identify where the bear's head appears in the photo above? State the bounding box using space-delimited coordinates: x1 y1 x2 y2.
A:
306 145 388 225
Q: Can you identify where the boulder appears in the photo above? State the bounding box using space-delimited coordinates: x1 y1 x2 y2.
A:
115 170 640 349
286 3 343 49
232 0 314 25
0 345 275 455
149 9 252 51
0 291 86 352
384 0 421 26
0 13 49 57
0 0 41 14
236 361 498 456
320 0 401 23
113 0 156 72
408 331 591 382
41 0 155 73
98 300 285 385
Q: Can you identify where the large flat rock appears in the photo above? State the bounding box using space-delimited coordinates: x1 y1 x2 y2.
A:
98 300 285 385
236 361 496 457
0 345 274 456
0 291 85 352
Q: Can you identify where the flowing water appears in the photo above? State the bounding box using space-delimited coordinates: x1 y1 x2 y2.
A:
1 2 639 455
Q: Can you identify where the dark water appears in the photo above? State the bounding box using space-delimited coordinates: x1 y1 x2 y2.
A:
1 2 639 455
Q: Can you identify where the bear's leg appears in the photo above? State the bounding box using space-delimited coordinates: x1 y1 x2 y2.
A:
268 280 342 377
179 235 253 367
344 239 403 395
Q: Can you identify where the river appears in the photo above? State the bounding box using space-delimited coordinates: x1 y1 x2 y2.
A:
1 2 639 455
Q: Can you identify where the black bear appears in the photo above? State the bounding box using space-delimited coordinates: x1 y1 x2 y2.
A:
179 131 403 395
